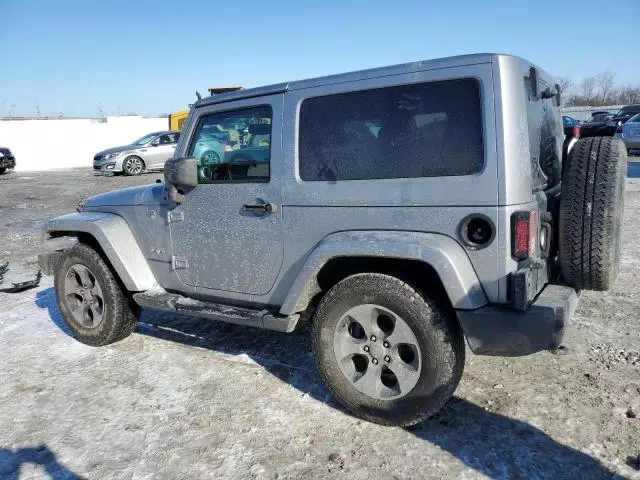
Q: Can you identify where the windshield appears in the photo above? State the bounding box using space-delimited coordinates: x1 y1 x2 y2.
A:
131 133 157 145
628 113 640 123
617 106 640 117
589 114 609 123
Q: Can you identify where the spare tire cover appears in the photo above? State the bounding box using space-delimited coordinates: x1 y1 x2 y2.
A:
559 137 627 291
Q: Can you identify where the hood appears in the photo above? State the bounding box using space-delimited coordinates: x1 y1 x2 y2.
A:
84 183 165 208
95 145 140 156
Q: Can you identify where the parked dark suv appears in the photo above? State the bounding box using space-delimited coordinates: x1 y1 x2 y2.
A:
609 104 640 128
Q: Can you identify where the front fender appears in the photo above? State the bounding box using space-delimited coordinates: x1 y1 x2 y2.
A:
279 231 488 315
44 212 157 292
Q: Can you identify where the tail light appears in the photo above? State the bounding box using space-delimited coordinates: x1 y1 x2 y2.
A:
571 125 580 138
512 211 538 260
223 143 233 152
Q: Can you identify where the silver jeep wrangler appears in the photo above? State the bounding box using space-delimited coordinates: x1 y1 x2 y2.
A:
39 54 627 426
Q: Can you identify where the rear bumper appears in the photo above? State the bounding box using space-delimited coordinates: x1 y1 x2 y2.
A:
457 284 579 357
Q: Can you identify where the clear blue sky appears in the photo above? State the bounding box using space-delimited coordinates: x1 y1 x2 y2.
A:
1 0 638 117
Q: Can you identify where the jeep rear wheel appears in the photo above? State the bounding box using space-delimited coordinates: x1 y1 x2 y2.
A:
311 273 464 426
559 137 627 291
54 243 139 346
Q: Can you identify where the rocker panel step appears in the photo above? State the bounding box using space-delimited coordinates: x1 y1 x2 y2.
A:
133 289 299 333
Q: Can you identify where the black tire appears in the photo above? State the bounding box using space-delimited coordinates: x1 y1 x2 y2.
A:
122 156 144 176
560 137 627 291
311 273 465 426
0 167 7 174
200 150 220 164
54 243 139 346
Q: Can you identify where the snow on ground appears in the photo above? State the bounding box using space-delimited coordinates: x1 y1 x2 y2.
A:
0 169 639 479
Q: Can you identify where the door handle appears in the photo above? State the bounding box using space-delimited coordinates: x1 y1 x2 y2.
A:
244 202 278 213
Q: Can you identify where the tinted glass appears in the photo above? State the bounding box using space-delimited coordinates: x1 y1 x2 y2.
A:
188 106 272 184
159 133 179 144
620 106 640 116
131 133 157 145
298 78 483 181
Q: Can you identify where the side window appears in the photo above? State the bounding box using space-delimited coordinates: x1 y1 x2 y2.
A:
188 106 272 184
524 77 562 189
298 78 483 181
158 134 177 144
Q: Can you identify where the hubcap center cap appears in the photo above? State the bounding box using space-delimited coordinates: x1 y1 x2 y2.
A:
367 343 384 359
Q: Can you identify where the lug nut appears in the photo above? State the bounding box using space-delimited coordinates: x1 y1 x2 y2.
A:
383 341 390 348
370 335 377 342
384 355 391 362
372 358 378 365
363 345 370 352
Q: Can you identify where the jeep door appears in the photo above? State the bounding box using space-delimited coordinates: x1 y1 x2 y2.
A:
168 95 284 296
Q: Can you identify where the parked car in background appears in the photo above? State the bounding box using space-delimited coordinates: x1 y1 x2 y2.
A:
614 113 640 154
579 112 614 138
562 115 580 127
93 131 180 175
608 104 640 130
0 146 16 174
191 125 233 178
562 115 581 136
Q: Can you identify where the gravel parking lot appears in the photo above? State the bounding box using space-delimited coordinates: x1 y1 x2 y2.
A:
1 168 639 479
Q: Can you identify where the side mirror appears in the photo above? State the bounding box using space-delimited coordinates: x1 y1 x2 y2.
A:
164 156 197 203
150 139 160 146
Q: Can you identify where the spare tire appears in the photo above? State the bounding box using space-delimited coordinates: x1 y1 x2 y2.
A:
559 137 627 291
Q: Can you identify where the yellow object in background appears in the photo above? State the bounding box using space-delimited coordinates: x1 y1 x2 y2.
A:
169 109 190 131
169 87 242 131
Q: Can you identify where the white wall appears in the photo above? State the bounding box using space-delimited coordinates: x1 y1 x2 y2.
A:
0 116 169 171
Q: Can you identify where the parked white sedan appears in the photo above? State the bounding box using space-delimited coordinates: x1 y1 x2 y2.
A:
93 131 180 175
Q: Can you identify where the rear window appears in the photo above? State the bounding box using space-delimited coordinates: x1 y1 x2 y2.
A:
298 78 483 181
620 106 640 116
524 76 562 190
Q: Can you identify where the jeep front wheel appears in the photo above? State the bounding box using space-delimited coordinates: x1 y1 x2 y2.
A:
311 273 464 426
54 243 139 346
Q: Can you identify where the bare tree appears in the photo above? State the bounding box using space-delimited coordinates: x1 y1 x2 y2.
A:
618 84 640 105
563 73 640 108
580 76 597 104
595 71 616 105
555 76 574 96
